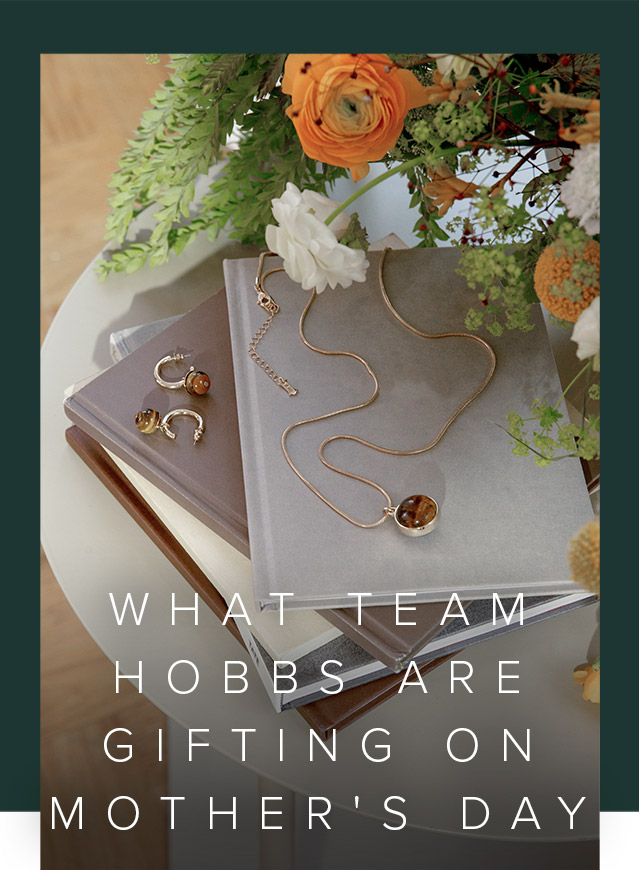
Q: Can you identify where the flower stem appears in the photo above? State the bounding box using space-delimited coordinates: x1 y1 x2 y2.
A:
323 152 455 227
553 359 592 411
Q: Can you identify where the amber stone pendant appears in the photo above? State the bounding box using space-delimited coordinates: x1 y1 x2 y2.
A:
184 369 211 396
135 408 161 434
394 494 439 537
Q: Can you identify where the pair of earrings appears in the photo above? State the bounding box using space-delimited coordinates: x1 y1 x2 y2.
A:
135 353 211 446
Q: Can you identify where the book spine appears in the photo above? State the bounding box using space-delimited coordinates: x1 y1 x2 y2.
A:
233 618 284 713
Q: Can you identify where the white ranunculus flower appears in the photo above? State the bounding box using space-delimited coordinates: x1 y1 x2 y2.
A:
571 296 600 364
265 183 369 292
429 53 511 81
560 142 600 236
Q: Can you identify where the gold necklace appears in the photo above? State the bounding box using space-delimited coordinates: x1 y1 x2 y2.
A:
251 248 496 536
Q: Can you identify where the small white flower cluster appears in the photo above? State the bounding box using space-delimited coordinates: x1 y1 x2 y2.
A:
265 184 369 292
560 142 600 236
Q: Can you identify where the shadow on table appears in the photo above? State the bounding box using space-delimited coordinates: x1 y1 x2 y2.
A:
92 242 259 371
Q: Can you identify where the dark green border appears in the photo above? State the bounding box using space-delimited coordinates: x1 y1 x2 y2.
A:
16 0 639 817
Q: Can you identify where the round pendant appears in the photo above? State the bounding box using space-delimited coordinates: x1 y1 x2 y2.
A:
394 494 439 537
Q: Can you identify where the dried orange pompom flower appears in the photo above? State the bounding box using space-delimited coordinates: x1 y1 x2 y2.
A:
567 519 600 595
282 54 430 182
534 237 600 322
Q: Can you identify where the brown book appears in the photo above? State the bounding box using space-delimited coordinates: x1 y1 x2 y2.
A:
66 425 452 739
63 288 476 671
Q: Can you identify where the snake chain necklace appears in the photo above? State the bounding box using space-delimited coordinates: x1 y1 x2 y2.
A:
249 248 496 536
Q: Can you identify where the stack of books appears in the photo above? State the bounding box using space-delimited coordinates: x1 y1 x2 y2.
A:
64 239 596 738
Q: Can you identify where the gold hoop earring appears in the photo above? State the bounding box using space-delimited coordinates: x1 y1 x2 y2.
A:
153 353 211 396
135 408 205 445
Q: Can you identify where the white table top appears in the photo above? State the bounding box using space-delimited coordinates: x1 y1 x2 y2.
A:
41 174 598 840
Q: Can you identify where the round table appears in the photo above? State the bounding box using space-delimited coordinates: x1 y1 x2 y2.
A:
41 175 598 851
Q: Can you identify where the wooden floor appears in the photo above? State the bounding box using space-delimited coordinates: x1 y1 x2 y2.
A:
41 55 172 869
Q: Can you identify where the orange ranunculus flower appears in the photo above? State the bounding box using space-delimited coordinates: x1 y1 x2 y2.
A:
282 54 430 182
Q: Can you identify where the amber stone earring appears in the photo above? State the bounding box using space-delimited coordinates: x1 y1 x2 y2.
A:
153 353 211 396
135 408 205 445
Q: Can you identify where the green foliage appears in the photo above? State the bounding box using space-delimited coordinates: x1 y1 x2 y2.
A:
549 314 573 330
464 308 484 330
255 55 287 99
503 379 600 467
431 101 488 146
96 53 346 278
197 93 347 248
454 202 594 335
456 242 536 333
200 54 247 95
340 213 369 252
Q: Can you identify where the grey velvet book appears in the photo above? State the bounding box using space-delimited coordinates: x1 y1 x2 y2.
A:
224 248 594 611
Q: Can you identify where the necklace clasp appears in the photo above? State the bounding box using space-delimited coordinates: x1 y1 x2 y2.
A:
256 289 279 314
